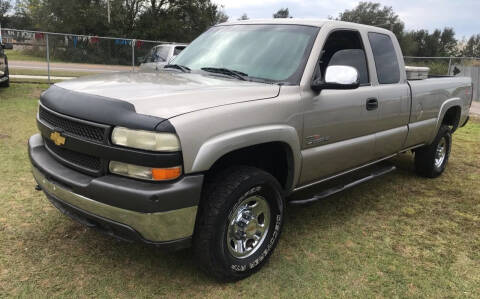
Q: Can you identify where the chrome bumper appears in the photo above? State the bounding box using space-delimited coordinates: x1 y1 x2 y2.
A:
33 166 198 242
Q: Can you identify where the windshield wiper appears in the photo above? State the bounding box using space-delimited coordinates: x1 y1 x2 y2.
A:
164 64 191 72
201 67 248 81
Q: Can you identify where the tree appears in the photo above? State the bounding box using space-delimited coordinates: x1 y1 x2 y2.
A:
0 0 11 27
238 13 248 21
402 28 458 57
215 8 229 24
337 2 459 57
338 2 404 38
273 8 291 18
440 28 457 56
463 34 480 57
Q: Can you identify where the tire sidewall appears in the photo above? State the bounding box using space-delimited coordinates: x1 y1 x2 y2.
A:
213 173 284 277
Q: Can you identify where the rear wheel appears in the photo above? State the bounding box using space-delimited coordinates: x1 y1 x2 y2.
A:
193 166 285 281
414 125 452 178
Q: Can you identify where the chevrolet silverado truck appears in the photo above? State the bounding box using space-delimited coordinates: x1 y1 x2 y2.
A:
0 42 13 87
29 20 473 281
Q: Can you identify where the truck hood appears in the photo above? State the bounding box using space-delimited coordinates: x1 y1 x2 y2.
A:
55 71 280 119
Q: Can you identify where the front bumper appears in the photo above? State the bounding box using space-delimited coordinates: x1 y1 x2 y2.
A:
0 73 8 82
29 134 203 247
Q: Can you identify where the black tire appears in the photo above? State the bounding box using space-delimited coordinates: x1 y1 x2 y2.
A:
0 77 10 88
414 125 452 178
193 166 285 281
0 60 9 88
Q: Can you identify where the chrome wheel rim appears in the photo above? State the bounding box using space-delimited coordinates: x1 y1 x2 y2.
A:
434 137 447 168
227 195 270 259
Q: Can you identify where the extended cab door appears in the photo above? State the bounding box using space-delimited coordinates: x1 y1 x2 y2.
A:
366 32 410 158
299 29 379 185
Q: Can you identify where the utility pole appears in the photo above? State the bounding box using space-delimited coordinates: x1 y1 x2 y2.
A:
107 0 111 24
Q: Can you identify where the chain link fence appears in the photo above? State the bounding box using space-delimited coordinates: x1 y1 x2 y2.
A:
1 28 173 83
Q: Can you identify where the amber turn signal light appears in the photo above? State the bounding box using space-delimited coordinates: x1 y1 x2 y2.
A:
151 167 182 181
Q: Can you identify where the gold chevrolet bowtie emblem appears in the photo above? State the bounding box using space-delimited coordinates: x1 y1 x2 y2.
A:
50 131 66 146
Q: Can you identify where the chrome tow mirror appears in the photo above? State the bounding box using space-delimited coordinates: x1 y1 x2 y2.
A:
311 65 360 91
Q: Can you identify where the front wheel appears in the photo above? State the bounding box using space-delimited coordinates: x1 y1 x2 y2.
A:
0 59 10 88
193 166 285 281
414 125 452 178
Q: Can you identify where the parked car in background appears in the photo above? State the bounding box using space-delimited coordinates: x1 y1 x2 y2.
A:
29 20 472 281
139 43 188 71
0 42 13 88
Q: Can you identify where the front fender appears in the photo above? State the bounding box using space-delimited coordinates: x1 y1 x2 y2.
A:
190 125 302 187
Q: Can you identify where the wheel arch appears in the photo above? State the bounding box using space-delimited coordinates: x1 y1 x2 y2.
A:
442 105 462 132
190 125 302 192
430 98 463 143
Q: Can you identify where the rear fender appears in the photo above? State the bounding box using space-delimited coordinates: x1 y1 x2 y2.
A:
430 98 462 143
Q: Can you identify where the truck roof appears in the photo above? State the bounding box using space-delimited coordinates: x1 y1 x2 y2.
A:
219 19 392 35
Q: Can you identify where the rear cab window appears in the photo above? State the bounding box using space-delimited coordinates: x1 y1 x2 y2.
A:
368 32 400 84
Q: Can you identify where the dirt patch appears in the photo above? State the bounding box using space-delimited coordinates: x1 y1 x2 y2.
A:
30 88 45 99
470 101 480 116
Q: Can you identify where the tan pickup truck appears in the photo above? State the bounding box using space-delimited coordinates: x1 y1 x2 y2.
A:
29 19 472 281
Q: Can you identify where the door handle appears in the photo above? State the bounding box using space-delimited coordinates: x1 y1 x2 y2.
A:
366 98 378 110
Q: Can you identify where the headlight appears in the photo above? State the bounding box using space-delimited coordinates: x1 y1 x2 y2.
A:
109 161 182 181
111 127 180 152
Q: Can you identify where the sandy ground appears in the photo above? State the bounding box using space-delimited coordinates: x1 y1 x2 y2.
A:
470 101 480 116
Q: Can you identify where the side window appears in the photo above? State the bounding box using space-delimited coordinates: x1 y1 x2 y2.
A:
144 47 155 63
368 32 400 84
318 30 369 85
173 46 186 56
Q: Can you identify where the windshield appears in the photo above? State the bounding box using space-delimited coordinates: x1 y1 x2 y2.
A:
154 46 170 62
173 24 319 84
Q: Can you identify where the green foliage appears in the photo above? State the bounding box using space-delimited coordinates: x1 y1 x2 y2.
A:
0 0 11 27
402 28 458 57
338 2 461 57
273 8 291 18
338 2 405 38
6 0 227 43
238 13 248 21
462 34 480 57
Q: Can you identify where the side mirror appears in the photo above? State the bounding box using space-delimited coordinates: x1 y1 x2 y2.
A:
2 43 13 50
311 65 360 91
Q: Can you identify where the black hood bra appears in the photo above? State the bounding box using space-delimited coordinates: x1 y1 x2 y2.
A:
40 85 175 133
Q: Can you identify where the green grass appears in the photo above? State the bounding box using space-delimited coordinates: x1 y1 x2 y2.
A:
1 84 479 297
5 50 71 63
9 68 97 78
4 50 48 62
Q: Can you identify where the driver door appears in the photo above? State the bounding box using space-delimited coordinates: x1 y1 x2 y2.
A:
299 29 378 185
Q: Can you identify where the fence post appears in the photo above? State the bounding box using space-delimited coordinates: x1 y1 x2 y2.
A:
131 39 135 72
447 57 452 75
46 33 51 83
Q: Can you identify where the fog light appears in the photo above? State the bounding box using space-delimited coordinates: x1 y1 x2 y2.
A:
109 161 181 181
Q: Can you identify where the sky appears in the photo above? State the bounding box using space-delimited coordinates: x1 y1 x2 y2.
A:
212 0 480 39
